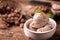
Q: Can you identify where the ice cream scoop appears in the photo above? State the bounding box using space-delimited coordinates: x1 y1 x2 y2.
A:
29 12 49 28
37 23 52 32
29 26 37 31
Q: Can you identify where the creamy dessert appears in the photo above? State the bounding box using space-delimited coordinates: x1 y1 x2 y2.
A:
30 12 49 28
37 23 52 32
29 12 52 32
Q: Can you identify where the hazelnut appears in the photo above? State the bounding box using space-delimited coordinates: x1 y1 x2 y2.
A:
8 14 11 17
21 18 25 23
6 6 11 10
20 23 24 28
15 21 19 25
11 12 16 16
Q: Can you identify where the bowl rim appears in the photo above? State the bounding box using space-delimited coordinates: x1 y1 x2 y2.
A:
24 18 57 34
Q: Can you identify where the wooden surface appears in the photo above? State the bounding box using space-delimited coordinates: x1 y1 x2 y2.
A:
0 20 60 40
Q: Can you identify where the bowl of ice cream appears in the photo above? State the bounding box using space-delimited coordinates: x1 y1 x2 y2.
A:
24 12 57 40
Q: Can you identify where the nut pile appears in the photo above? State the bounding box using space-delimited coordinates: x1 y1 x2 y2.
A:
0 5 22 23
0 0 23 28
29 12 52 32
0 5 33 28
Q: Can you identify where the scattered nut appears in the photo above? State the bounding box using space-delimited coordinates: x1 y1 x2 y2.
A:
15 21 19 25
20 23 24 28
21 18 25 23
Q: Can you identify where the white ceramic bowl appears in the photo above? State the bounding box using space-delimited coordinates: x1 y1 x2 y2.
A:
24 18 57 40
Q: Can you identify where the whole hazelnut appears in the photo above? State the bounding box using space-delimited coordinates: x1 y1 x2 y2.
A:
20 23 24 28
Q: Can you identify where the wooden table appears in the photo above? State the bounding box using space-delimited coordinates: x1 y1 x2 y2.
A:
0 19 60 40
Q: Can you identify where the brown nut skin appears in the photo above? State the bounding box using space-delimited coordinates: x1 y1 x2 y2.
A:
0 23 8 28
0 18 9 28
20 18 25 23
6 6 11 10
20 23 24 28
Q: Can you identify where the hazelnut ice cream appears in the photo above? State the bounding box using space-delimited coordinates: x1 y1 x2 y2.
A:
29 12 52 32
37 23 52 32
29 12 49 28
